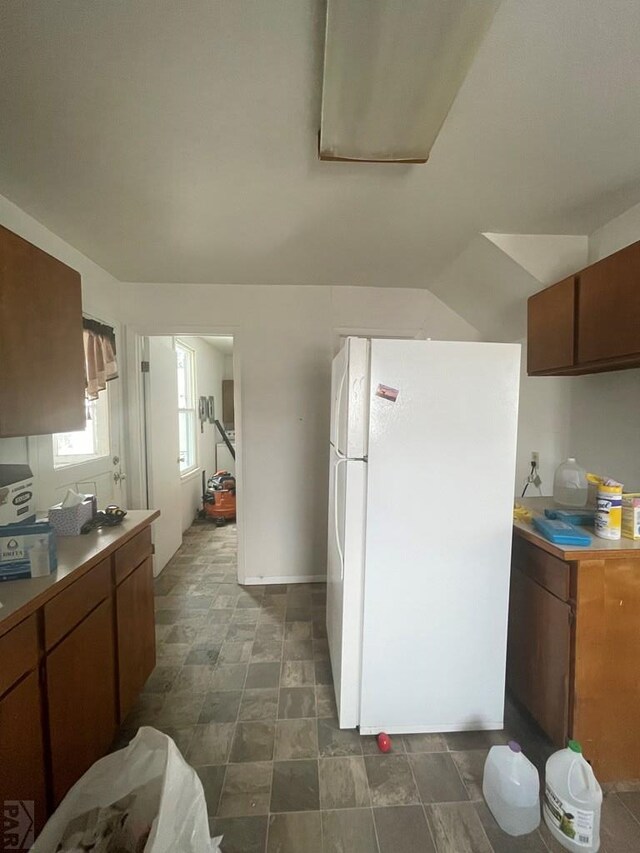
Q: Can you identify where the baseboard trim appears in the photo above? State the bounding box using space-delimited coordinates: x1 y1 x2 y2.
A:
359 721 504 735
242 574 327 586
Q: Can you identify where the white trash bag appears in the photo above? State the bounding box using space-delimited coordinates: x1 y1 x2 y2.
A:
33 727 222 853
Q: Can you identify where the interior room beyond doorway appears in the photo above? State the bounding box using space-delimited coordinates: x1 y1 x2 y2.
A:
143 334 238 576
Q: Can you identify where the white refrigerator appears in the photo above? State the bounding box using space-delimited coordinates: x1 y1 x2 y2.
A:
327 337 520 735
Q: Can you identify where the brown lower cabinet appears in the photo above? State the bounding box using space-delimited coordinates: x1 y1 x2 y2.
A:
507 563 571 747
0 514 157 832
507 528 640 782
0 671 48 836
116 556 156 720
47 599 117 805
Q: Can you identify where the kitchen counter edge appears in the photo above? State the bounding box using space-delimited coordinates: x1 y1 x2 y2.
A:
513 496 640 561
0 509 160 638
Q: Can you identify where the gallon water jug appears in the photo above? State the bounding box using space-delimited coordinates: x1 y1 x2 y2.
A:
482 741 540 836
543 741 602 852
554 458 588 508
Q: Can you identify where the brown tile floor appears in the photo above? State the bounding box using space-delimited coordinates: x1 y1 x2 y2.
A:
115 521 640 853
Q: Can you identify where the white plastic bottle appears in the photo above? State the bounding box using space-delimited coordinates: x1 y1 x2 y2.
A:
544 741 602 852
29 538 51 577
482 741 540 835
554 458 588 508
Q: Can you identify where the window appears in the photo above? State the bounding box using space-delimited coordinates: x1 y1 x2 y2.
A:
176 341 197 474
53 386 110 469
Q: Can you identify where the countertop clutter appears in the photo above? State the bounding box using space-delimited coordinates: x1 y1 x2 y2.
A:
513 496 640 560
0 511 159 836
509 497 640 782
0 510 159 636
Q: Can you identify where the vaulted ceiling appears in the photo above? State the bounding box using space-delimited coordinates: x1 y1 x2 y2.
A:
1 0 639 310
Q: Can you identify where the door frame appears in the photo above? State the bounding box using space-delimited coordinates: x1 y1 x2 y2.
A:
123 323 245 583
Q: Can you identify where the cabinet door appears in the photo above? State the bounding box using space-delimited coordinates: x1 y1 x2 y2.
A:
222 379 234 427
116 557 156 721
46 599 117 805
0 225 85 437
527 276 576 374
0 671 48 837
577 240 640 365
507 566 571 746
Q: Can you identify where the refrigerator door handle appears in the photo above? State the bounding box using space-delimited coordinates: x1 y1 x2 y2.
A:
334 457 347 580
333 362 347 458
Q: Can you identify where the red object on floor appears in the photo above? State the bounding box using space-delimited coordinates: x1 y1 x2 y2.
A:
377 733 392 753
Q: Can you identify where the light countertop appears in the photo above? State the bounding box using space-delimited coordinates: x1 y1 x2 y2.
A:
514 496 640 561
0 509 159 636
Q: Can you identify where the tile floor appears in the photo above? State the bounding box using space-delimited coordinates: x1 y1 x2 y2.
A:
115 521 640 853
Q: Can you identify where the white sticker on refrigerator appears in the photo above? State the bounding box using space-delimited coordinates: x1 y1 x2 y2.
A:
376 384 399 402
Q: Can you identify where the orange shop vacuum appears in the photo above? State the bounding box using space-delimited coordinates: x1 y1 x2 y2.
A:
201 419 237 525
202 469 236 524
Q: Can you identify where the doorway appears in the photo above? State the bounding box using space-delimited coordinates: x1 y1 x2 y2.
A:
128 332 241 579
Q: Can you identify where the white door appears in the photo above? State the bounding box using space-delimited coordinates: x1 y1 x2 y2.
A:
330 337 369 459
359 340 521 734
146 337 183 574
31 379 124 512
327 448 368 729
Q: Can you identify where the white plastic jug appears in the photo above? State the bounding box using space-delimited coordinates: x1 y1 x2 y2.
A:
554 458 588 507
482 741 540 836
543 740 602 852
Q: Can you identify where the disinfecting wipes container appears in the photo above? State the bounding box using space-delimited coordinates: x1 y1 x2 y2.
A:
544 741 602 852
595 481 623 540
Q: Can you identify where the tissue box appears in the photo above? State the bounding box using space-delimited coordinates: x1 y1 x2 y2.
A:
0 521 57 581
48 497 95 536
0 464 36 526
622 494 640 540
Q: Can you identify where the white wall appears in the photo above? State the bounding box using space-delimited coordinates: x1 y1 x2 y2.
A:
223 356 234 381
119 283 480 583
0 194 122 505
177 337 226 531
588 200 640 263
569 371 640 491
515 342 571 497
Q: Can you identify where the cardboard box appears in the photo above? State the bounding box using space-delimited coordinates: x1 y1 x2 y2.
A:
622 493 640 540
0 521 57 581
0 464 36 526
48 497 95 536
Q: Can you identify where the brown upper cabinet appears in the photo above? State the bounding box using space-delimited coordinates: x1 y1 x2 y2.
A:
577 240 640 366
528 239 640 376
527 276 576 374
0 225 85 437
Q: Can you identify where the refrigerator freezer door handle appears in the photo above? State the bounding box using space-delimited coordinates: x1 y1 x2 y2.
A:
334 457 347 581
333 361 347 458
